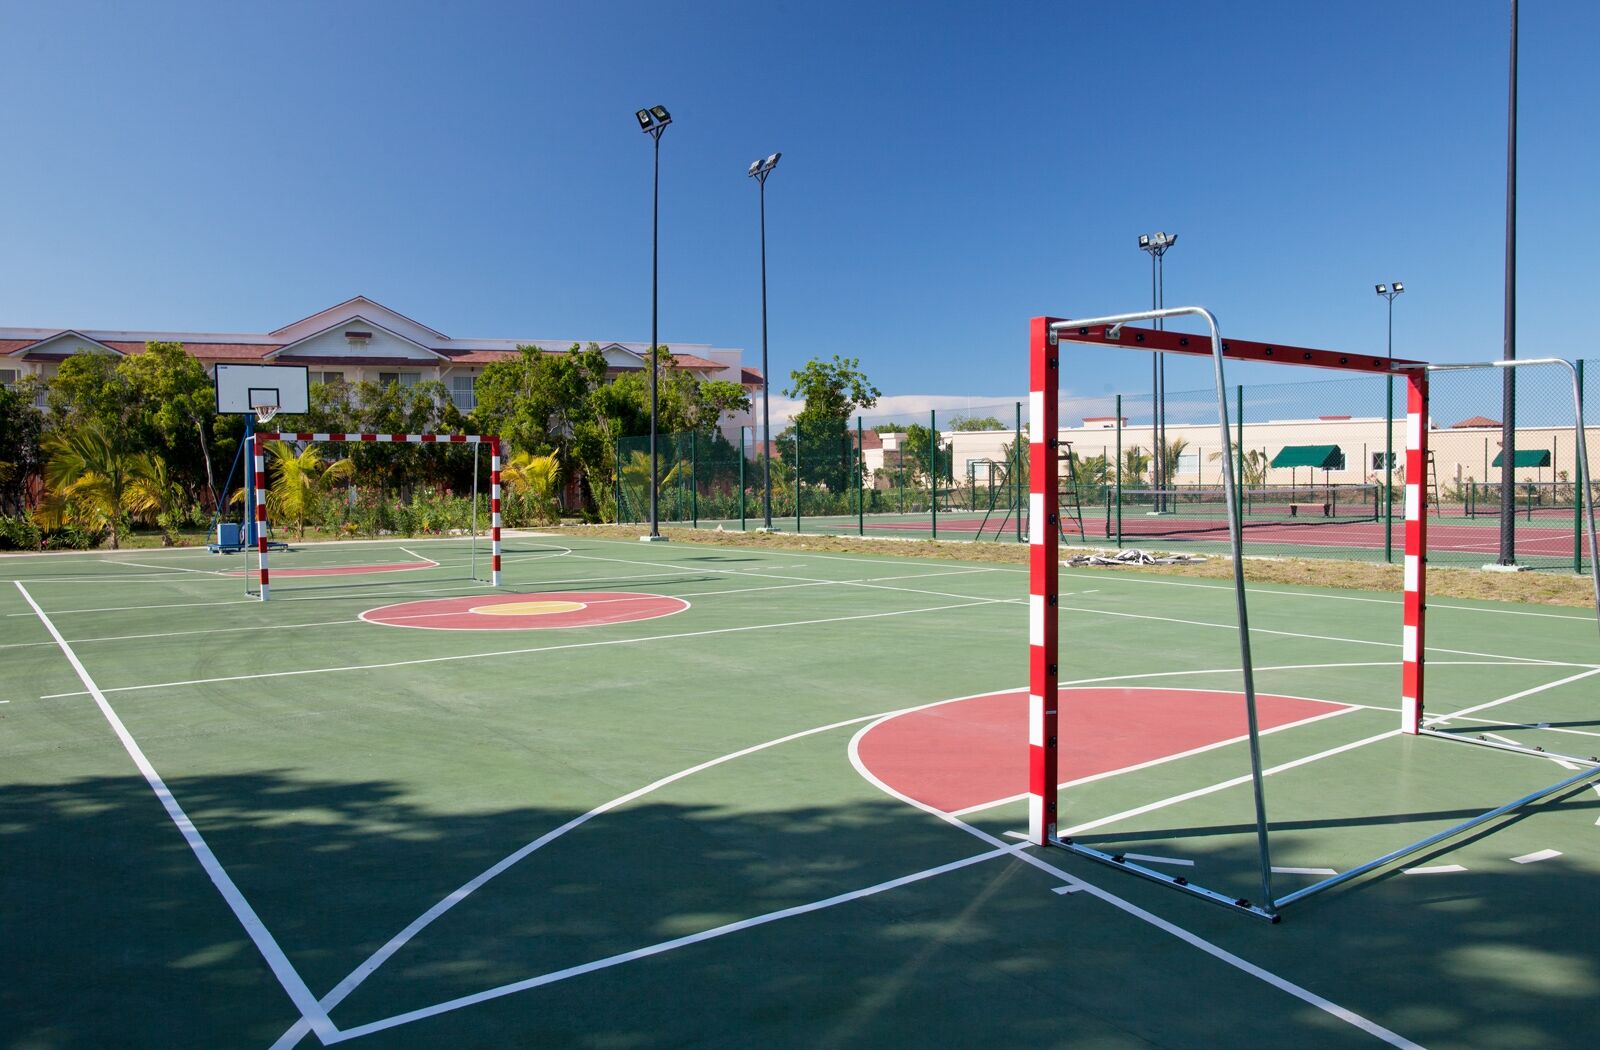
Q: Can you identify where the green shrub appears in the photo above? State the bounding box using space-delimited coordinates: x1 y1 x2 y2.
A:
0 515 42 550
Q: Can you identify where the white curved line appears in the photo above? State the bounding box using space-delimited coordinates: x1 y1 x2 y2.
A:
843 718 1421 1049
269 664 1402 1047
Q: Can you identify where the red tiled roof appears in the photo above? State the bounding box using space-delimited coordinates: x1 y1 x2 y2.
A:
1451 415 1502 429
855 430 884 450
740 367 765 385
669 353 723 371
1 340 33 355
102 341 278 360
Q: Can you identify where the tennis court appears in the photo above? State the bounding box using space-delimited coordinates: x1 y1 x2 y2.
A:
3 532 1597 1048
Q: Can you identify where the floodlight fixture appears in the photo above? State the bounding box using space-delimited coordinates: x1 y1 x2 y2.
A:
1393 281 1404 294
1376 283 1387 295
1138 233 1151 249
635 109 653 131
650 105 671 125
747 159 762 177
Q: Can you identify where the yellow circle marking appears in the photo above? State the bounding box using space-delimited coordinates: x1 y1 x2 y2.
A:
470 599 587 617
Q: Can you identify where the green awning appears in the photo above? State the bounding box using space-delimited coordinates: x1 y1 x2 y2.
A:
1491 449 1551 467
1271 444 1345 469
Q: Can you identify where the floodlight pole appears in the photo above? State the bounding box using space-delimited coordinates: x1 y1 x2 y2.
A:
749 153 781 529
637 106 673 541
1377 283 1404 561
1499 0 1519 565
1138 233 1176 509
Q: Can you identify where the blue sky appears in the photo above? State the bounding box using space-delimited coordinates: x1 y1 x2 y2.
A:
2 0 1595 411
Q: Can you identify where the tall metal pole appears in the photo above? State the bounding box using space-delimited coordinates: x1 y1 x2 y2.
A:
636 106 672 540
759 174 773 529
1385 295 1394 562
648 127 664 539
1149 250 1160 505
1157 250 1167 504
1499 0 1519 565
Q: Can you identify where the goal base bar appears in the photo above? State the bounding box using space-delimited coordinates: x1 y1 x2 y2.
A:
1274 758 1600 910
1048 836 1280 923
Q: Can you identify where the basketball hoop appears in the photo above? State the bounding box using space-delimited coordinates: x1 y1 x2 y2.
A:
252 403 279 426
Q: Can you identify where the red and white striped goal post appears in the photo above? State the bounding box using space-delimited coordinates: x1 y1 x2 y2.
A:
251 432 501 600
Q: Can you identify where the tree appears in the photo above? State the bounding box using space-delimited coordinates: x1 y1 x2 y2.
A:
902 424 953 486
46 352 140 444
1158 437 1190 488
783 356 880 424
119 341 222 501
1122 446 1151 487
784 356 880 492
38 422 159 549
262 441 354 538
500 451 562 524
948 415 1006 432
125 454 188 545
0 380 43 517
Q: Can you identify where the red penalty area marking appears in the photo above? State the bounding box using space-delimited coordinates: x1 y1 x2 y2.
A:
855 687 1352 813
225 560 437 578
359 591 691 631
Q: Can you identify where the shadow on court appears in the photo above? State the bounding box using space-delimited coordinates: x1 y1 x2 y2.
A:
4 766 1598 1049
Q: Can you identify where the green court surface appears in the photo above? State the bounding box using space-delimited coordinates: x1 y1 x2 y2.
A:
2 534 1597 1048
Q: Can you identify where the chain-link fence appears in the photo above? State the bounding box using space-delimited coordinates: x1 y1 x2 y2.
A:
611 362 1595 573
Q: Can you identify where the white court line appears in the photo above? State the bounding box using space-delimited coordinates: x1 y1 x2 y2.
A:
39 597 1006 700
1272 867 1338 876
952 700 1361 816
1425 667 1600 724
316 845 1016 1044
1058 602 1581 668
1511 849 1562 864
844 716 1422 1049
267 705 919 1048
1401 865 1467 875
13 582 339 1044
1121 853 1194 867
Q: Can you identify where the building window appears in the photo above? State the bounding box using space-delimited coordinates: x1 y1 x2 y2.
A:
450 375 476 411
309 371 344 387
378 371 421 389
1371 452 1396 470
0 368 16 387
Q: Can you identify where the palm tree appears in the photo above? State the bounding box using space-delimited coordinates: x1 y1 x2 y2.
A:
1122 446 1151 488
500 450 562 524
125 454 188 545
1161 437 1190 488
38 423 158 549
1208 447 1269 488
264 440 354 538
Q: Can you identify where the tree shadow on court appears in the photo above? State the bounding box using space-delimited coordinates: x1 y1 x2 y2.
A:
4 767 1598 1049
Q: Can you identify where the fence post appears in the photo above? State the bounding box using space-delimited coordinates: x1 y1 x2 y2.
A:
691 430 698 527
927 410 938 534
1577 359 1586 574
1236 385 1245 525
1114 394 1123 546
1384 371 1394 562
738 426 746 531
794 423 801 534
613 442 624 523
857 416 866 536
1014 401 1023 542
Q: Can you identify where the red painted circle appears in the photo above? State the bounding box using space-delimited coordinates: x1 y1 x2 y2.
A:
226 560 435 578
360 590 690 631
856 687 1350 813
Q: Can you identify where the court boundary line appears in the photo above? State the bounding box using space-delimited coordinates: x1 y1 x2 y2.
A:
39 597 1010 700
13 582 340 1045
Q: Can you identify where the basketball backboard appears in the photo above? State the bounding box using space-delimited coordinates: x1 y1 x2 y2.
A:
214 363 310 415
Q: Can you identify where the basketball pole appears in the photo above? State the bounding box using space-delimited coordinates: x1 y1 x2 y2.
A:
243 411 256 550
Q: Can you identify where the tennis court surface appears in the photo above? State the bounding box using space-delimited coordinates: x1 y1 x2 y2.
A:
3 533 1597 1048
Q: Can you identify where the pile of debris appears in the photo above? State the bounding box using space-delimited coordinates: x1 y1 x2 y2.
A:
1063 548 1207 567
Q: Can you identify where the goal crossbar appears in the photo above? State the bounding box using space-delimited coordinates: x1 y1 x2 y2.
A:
1029 309 1600 922
250 431 502 600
